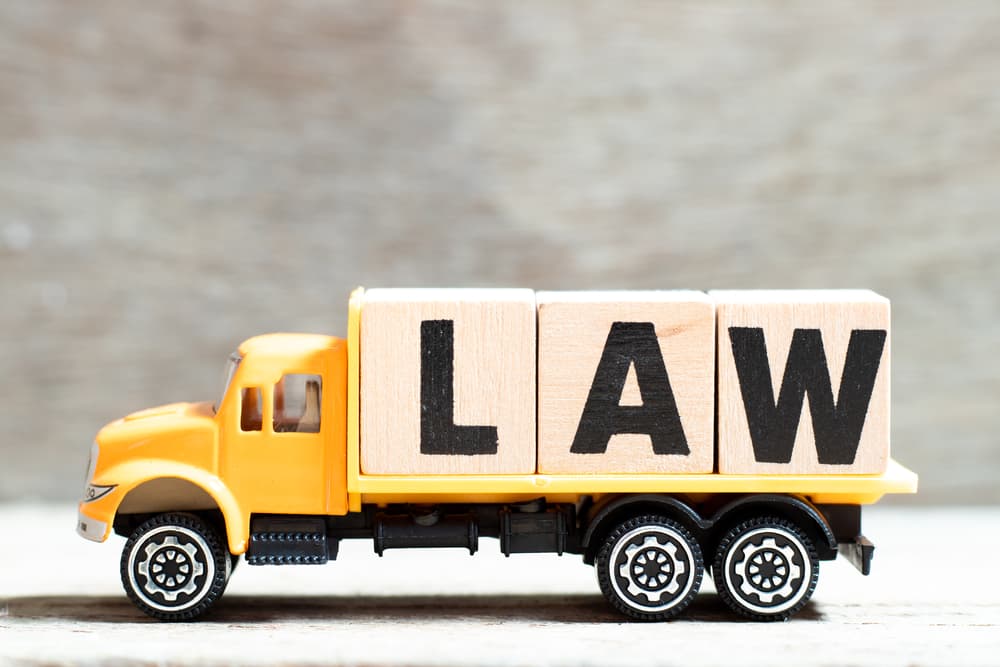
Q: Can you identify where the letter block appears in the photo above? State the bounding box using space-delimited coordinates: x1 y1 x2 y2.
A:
360 288 536 474
537 291 715 474
712 290 890 475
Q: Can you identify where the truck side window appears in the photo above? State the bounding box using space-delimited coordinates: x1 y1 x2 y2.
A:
273 374 322 434
240 387 263 432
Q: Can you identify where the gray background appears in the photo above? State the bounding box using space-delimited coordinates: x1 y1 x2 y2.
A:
1 1 996 504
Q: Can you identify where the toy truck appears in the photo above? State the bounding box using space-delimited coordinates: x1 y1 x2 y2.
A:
77 288 917 622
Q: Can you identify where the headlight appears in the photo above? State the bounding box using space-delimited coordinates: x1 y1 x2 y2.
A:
84 440 98 483
82 441 112 502
83 484 116 503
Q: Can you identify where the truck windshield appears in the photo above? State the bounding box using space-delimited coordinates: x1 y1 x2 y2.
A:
216 352 242 412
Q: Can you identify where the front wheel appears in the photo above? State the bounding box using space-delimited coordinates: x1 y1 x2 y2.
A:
713 517 819 621
121 513 231 621
596 515 704 621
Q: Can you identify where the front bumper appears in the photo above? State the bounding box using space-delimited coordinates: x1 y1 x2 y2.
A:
77 501 112 542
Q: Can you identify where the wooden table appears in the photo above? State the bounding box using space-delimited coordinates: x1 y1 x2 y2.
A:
1 504 997 666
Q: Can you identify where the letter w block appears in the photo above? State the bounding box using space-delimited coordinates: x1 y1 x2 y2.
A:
712 290 891 475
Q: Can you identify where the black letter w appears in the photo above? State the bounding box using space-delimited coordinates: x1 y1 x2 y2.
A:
728 327 886 465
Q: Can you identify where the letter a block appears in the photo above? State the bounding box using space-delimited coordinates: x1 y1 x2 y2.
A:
537 291 715 474
360 288 536 474
712 290 890 475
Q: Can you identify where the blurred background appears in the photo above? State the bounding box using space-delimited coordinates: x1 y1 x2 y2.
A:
0 1 996 504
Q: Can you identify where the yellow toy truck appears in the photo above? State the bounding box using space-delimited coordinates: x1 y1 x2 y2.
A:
77 288 917 622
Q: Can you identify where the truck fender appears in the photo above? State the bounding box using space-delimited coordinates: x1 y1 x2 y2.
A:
580 494 708 564
707 494 839 560
99 460 249 555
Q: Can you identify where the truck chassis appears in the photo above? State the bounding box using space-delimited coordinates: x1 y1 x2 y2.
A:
112 490 880 622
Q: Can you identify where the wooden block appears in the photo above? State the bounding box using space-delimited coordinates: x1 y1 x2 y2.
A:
537 291 715 474
360 288 536 475
712 290 890 475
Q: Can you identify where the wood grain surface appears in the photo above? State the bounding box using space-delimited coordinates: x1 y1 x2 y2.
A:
1 504 998 666
0 2 998 503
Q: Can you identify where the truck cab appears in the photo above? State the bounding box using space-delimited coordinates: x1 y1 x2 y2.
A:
78 333 347 556
216 334 347 521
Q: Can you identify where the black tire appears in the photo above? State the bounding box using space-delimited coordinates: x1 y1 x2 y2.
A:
713 517 819 622
596 515 703 621
121 513 231 621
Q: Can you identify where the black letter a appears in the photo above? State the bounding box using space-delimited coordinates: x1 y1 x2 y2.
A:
728 327 886 464
420 320 499 456
570 322 689 456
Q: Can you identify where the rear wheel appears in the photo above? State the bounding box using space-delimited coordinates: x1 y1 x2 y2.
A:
596 515 703 621
121 513 231 621
713 517 819 621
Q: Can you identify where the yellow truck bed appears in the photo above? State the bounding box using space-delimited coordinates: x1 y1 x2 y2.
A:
350 459 917 508
347 288 917 511
345 288 917 510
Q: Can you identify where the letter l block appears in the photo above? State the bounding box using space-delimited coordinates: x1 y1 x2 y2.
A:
360 288 536 474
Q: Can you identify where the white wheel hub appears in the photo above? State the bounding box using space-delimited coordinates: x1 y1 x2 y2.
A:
723 526 812 614
620 535 686 602
733 537 801 604
127 525 216 612
608 525 697 613
137 535 205 602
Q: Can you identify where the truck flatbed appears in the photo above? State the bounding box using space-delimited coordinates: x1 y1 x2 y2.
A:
345 294 916 509
350 459 918 507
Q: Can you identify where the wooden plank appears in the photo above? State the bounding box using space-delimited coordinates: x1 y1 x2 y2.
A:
537 291 715 474
712 290 890 475
360 288 536 474
4 505 995 667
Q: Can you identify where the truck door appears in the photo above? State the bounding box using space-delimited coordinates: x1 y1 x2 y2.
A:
225 373 329 516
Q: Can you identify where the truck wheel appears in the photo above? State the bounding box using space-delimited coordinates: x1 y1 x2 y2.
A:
121 513 231 621
596 515 703 621
713 517 819 622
